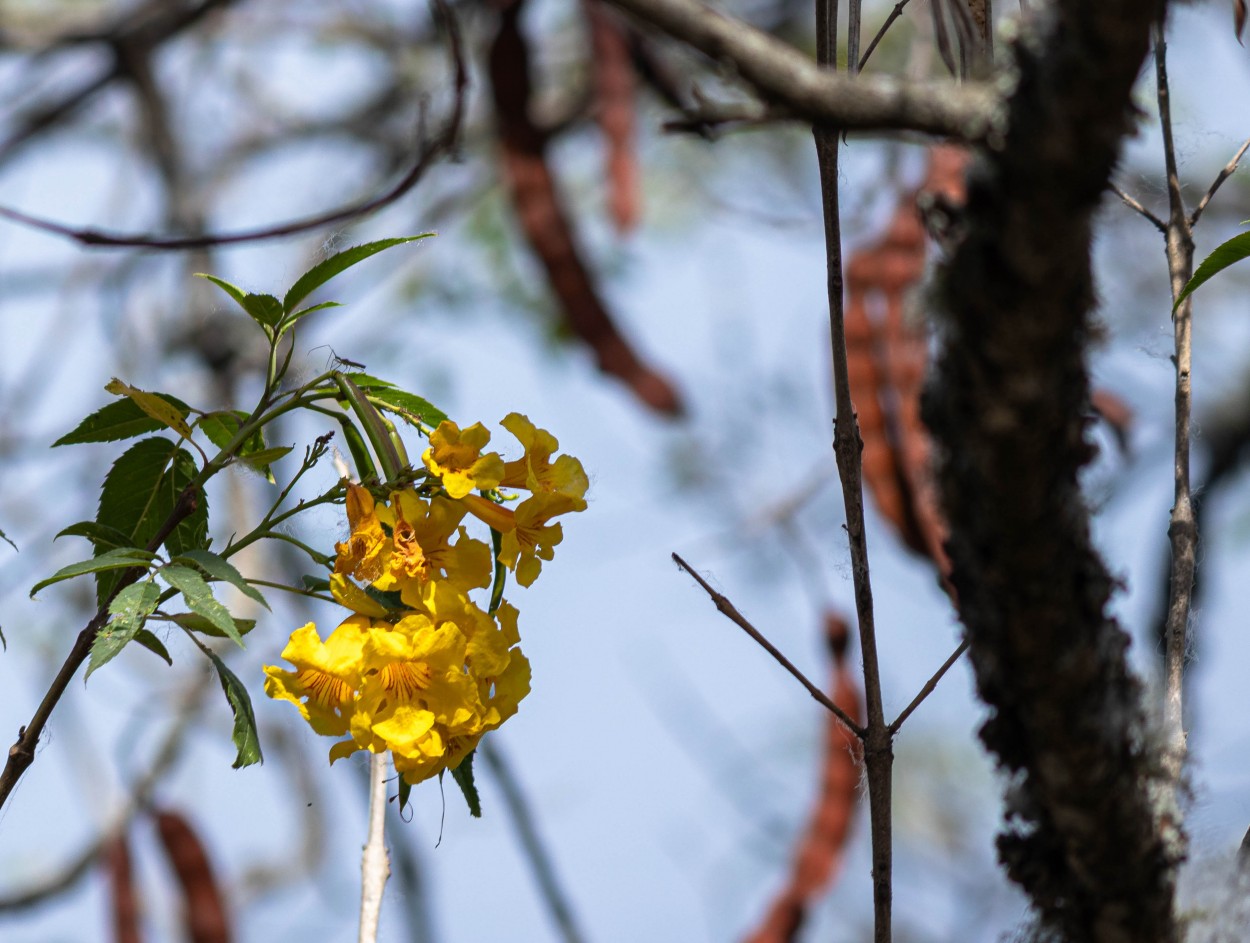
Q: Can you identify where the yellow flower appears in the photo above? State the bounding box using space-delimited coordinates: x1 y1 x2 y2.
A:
463 492 582 587
422 421 505 500
334 484 390 583
498 412 589 503
264 618 368 738
348 613 484 762
375 491 491 598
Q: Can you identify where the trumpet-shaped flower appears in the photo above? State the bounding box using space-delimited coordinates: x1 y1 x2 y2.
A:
422 421 505 499
498 412 589 503
375 491 491 597
334 484 390 583
264 618 368 738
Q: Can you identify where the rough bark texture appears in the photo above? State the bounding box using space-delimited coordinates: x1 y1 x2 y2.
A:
924 2 1182 942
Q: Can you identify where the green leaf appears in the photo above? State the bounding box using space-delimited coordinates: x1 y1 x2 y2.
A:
279 301 342 333
30 547 155 598
160 564 244 647
237 446 293 471
56 521 134 551
95 438 208 605
340 373 395 391
203 648 263 769
301 575 331 593
172 549 270 610
449 751 481 818
196 412 278 482
197 410 263 454
366 388 448 431
197 275 283 331
132 628 173 665
104 379 194 440
1175 230 1250 311
86 581 161 679
282 236 433 313
397 776 412 815
167 612 257 639
54 394 191 447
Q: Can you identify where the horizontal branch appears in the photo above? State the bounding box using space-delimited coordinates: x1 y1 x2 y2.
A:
601 0 996 141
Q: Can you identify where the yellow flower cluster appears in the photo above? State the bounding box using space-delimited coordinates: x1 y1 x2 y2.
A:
264 413 586 784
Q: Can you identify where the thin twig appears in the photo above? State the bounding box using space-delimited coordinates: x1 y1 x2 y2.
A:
858 0 916 72
0 0 467 251
888 639 969 733
1154 23 1196 805
480 741 589 943
358 753 391 943
813 0 892 937
671 553 865 738
1110 183 1167 233
1188 136 1250 228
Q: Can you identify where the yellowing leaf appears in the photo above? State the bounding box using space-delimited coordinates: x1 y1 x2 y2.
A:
105 379 194 441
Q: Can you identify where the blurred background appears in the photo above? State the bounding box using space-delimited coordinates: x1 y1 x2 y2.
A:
1 0 1249 940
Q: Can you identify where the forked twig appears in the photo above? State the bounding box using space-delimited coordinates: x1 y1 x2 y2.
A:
1110 183 1167 233
888 638 969 733
1189 136 1250 228
858 0 916 71
671 553 866 738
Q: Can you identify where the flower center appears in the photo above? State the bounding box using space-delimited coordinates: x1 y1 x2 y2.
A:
296 668 353 711
380 661 433 702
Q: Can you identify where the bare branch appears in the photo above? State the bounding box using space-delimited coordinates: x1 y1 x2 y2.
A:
1153 22 1196 813
0 0 467 251
1189 136 1250 228
671 553 866 738
859 0 916 71
357 753 391 943
888 639 969 733
600 0 996 140
1110 182 1167 233
924 0 1183 938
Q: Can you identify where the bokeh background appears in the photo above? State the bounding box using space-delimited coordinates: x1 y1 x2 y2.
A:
2 1 1250 940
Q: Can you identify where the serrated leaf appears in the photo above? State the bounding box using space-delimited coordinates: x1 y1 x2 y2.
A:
86 581 161 679
173 550 270 610
196 412 276 482
197 410 263 454
132 628 172 665
160 564 243 647
241 293 283 327
1175 230 1250 312
203 648 263 768
197 275 283 332
56 521 134 551
54 394 192 447
167 612 257 639
367 389 448 431
449 751 481 818
31 547 155 598
96 438 208 606
340 373 395 391
282 236 434 313
104 379 194 440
